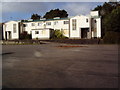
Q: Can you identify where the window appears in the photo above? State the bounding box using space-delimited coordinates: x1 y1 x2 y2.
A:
86 19 88 23
41 30 46 35
38 23 42 26
72 19 77 30
64 21 69 24
35 31 39 34
13 24 16 33
54 21 58 25
94 20 97 23
23 24 27 27
46 22 51 25
31 23 35 26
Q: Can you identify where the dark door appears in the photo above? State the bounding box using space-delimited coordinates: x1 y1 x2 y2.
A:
5 31 7 40
81 28 88 38
8 31 11 39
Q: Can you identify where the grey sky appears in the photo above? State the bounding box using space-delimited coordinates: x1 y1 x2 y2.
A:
1 2 105 22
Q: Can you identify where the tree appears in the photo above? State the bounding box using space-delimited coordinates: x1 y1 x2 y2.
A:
104 6 120 32
31 14 41 20
103 6 120 44
93 2 120 38
93 2 119 16
43 9 68 19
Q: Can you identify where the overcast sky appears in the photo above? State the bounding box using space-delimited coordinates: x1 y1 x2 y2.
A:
1 2 104 22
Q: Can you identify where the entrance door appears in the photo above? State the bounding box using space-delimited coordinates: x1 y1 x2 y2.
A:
8 31 11 40
5 31 7 40
81 28 88 39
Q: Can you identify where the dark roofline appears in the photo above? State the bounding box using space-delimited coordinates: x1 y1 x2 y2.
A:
22 17 69 23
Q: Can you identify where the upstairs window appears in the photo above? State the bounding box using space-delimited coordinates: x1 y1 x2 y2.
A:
64 21 69 24
46 22 51 25
72 19 77 30
86 19 88 23
13 24 16 33
38 23 42 26
54 21 58 25
31 23 35 26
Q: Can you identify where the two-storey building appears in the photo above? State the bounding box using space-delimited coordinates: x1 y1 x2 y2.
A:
3 11 101 40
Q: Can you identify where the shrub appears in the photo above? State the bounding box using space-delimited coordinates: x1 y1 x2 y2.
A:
20 31 32 40
36 37 38 40
50 30 68 39
103 31 120 44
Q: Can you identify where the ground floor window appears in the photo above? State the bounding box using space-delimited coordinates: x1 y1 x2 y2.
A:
35 31 39 34
13 24 17 33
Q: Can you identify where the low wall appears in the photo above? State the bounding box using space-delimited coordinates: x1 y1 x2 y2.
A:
2 40 42 45
1 39 103 45
42 39 103 44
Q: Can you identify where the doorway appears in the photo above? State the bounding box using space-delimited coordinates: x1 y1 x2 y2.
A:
8 31 11 39
81 28 89 39
6 31 12 40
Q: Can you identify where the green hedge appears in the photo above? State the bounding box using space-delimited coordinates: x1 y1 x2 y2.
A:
103 31 120 44
50 30 68 39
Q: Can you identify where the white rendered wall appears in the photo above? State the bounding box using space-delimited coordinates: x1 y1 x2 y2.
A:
90 11 99 17
3 21 19 40
91 17 101 38
3 10 101 40
32 29 50 39
3 25 6 39
96 18 101 38
69 15 90 38
53 20 69 30
52 20 69 37
23 19 69 37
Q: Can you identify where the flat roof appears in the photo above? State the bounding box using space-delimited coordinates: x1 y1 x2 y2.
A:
22 17 69 23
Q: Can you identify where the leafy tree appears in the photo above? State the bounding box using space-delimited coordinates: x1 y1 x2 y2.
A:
43 9 68 19
93 2 120 38
103 31 120 44
93 2 120 43
31 14 41 20
94 2 119 16
104 6 120 32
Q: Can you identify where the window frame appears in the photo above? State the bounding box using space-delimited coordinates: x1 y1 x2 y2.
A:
72 19 77 30
46 22 51 26
13 24 17 33
38 23 42 26
64 21 69 24
31 23 35 26
54 21 58 25
86 19 88 23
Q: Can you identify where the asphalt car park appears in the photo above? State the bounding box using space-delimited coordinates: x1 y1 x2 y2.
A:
2 43 119 88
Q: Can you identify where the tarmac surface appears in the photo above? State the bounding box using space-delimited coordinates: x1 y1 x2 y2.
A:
2 42 119 88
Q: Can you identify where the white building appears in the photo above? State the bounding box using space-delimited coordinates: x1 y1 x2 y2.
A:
3 21 20 40
69 15 90 39
3 11 101 40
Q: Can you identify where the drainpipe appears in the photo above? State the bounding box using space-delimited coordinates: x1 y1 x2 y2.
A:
69 18 70 38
